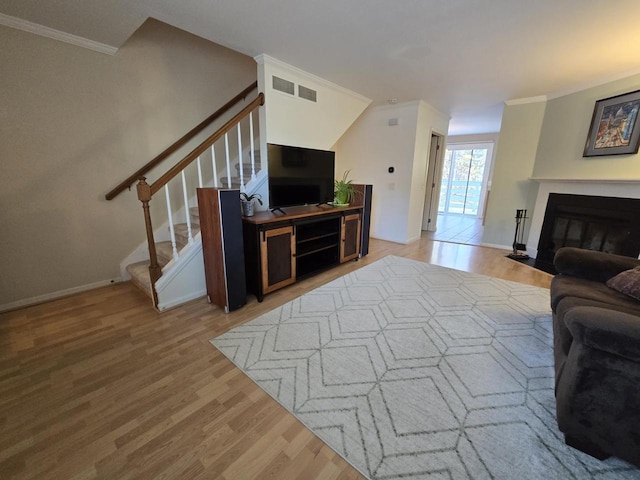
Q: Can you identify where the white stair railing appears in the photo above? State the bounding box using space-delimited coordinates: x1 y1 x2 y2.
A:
224 133 231 189
131 92 264 307
196 156 203 188
237 124 245 192
249 112 257 181
180 170 194 245
211 145 218 188
164 185 179 261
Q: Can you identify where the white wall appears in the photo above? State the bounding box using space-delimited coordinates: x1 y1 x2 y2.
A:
482 72 640 252
0 19 257 307
407 102 450 242
336 101 449 244
255 55 371 150
533 73 640 180
482 100 546 248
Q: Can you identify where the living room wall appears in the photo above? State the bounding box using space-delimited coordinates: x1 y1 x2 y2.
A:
533 73 640 180
482 100 546 248
482 72 640 251
336 100 449 244
255 55 371 151
0 19 257 309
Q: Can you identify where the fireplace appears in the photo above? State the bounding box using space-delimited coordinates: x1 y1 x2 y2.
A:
534 193 640 273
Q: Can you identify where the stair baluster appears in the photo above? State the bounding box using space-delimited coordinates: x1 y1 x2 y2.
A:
196 156 203 188
211 145 218 188
180 171 194 245
164 185 179 260
249 112 257 181
237 123 245 192
224 133 231 188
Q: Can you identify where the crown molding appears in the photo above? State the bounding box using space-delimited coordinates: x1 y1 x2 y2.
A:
254 54 371 104
505 95 547 106
0 13 117 55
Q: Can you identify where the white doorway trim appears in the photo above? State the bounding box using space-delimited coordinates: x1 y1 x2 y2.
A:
422 132 446 232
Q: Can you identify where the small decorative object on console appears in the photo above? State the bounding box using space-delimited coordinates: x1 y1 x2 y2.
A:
240 192 262 217
334 170 356 206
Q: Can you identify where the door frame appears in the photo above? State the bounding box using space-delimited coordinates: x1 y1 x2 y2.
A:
422 132 446 232
440 141 494 219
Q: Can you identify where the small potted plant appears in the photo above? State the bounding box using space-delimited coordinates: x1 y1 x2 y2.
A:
334 170 356 206
240 192 263 216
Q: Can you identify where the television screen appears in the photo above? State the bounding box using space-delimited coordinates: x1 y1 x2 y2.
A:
268 143 335 209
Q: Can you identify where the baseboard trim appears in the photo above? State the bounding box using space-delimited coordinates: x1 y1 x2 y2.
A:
0 278 122 314
157 290 207 312
480 242 512 251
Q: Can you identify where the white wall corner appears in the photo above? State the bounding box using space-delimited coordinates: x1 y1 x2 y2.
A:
505 95 548 106
254 54 371 104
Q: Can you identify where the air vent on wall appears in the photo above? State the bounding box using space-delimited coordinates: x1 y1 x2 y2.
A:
298 85 317 102
272 75 295 95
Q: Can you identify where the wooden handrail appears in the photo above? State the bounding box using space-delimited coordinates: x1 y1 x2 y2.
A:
149 92 264 197
105 81 258 200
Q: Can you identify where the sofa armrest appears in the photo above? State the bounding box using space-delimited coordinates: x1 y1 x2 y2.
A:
554 247 640 283
565 306 640 362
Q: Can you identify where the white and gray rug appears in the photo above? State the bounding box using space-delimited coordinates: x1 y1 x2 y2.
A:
211 255 640 479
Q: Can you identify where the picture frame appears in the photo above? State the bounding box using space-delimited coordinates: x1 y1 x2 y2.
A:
583 89 640 157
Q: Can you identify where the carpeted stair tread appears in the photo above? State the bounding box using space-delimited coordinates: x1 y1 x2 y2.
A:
126 261 152 297
155 241 175 266
189 207 200 225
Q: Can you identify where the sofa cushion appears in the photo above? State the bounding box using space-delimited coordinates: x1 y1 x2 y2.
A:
550 275 640 313
606 266 640 301
554 247 640 283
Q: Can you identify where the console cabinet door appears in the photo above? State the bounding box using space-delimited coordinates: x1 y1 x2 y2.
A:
260 226 296 294
340 213 361 263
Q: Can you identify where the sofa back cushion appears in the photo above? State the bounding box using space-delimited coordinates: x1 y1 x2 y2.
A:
606 266 640 301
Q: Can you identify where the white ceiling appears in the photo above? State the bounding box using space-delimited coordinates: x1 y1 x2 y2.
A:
3 0 640 135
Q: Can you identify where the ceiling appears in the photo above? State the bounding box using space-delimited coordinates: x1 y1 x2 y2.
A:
3 0 640 135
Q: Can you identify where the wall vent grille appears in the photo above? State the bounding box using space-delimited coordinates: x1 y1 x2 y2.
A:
272 76 295 95
298 85 317 102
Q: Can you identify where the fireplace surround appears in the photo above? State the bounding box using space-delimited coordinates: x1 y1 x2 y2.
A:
527 179 640 274
534 193 640 273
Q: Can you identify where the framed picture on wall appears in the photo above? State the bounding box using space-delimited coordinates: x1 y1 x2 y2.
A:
583 89 640 157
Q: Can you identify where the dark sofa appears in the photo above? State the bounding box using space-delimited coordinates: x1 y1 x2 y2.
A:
550 247 640 467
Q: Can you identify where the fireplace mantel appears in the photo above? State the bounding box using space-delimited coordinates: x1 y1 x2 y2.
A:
526 178 640 258
531 177 640 184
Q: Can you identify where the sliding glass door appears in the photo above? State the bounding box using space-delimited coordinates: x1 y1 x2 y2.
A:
438 143 492 217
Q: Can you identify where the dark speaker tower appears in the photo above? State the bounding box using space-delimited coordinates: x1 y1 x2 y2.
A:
358 184 373 257
197 188 247 312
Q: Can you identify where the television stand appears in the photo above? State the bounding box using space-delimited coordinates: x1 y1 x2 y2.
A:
270 207 286 214
242 201 369 302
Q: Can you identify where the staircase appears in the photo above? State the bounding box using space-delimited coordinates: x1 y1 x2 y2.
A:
124 154 263 307
126 206 202 295
125 150 264 311
105 83 264 311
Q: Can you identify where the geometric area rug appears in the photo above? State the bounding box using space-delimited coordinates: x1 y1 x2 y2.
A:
211 255 640 479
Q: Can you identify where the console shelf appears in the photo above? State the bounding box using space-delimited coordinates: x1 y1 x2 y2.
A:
242 201 368 301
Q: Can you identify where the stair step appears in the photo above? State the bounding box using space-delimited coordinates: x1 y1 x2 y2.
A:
189 207 199 224
219 178 243 189
156 241 175 267
174 223 200 246
235 162 261 174
126 261 153 298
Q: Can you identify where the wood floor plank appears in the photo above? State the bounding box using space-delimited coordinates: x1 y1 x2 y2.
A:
0 237 551 479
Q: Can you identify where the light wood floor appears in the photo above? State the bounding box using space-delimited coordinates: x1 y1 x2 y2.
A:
423 214 484 246
0 237 552 479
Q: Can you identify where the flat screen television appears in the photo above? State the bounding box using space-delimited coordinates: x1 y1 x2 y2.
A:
268 143 335 209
